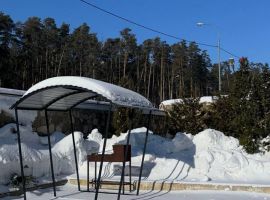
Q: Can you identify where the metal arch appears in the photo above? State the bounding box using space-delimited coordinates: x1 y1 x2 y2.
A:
10 85 109 110
42 90 84 110
47 93 98 111
68 95 98 110
12 107 44 111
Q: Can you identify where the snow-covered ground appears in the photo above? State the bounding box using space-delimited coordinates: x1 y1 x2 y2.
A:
2 184 270 200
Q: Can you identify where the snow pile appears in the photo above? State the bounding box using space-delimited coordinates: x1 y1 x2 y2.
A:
78 128 270 184
187 129 270 183
52 130 101 174
0 124 64 184
1 123 270 185
0 124 102 184
87 128 102 153
0 141 55 183
193 129 239 152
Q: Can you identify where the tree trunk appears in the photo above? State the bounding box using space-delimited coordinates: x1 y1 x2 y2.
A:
160 48 164 102
79 60 82 76
123 52 128 77
147 64 152 99
45 48 48 78
57 46 66 76
136 54 140 92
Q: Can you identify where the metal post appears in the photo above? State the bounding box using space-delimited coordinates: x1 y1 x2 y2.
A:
45 110 56 197
218 38 221 92
137 110 152 195
94 104 112 200
87 160 90 191
69 110 80 191
129 159 131 192
15 109 26 200
95 161 97 189
117 130 132 200
122 161 125 194
117 110 133 200
196 22 221 92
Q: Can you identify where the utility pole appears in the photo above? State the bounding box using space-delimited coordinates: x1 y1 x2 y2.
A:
197 22 222 92
218 38 221 92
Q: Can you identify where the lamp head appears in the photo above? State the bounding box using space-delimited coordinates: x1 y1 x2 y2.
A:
229 58 235 66
196 22 205 27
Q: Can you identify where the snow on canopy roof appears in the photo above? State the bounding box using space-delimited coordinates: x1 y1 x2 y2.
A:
11 76 153 110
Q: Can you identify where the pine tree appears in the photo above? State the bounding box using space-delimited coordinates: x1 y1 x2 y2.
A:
167 98 202 134
0 12 15 87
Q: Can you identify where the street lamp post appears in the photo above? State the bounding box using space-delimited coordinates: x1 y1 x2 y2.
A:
218 38 221 92
197 22 221 92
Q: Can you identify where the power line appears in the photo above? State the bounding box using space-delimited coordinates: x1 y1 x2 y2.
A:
79 0 216 47
79 0 240 59
220 47 240 59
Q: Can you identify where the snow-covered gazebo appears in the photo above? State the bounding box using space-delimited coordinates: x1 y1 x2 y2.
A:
11 76 164 200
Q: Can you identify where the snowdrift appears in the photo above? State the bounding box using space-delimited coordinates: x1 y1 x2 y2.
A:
1 123 270 185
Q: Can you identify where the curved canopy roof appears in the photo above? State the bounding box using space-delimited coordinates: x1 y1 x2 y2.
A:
11 76 153 111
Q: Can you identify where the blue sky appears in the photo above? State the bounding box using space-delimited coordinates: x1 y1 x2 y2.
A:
1 0 270 65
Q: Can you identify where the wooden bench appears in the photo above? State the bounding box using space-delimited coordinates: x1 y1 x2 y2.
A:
87 144 132 192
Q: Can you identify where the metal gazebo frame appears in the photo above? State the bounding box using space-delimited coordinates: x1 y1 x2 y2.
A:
10 76 164 200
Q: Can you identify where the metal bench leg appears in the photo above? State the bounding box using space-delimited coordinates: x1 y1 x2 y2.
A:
87 160 89 191
95 161 97 189
129 160 131 192
122 161 125 194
